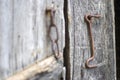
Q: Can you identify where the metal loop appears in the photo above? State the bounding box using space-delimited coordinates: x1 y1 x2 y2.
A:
48 24 59 43
51 42 59 59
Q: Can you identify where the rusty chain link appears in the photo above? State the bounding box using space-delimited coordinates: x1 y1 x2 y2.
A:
46 9 60 59
84 14 101 68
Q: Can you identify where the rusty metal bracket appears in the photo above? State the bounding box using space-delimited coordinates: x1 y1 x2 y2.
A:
84 14 101 68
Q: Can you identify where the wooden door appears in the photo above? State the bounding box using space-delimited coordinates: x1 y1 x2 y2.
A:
0 0 64 80
65 0 116 80
0 0 116 80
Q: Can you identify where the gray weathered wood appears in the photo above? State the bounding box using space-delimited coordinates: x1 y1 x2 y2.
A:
67 0 116 80
6 55 63 80
0 0 64 79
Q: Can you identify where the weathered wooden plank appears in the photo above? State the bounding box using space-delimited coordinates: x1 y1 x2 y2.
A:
0 0 64 79
0 0 13 78
6 56 63 80
67 0 116 80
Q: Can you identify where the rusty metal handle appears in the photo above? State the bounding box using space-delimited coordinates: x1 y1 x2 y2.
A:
84 14 101 68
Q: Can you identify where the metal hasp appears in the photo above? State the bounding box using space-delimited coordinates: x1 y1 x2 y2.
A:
46 9 60 59
84 14 101 68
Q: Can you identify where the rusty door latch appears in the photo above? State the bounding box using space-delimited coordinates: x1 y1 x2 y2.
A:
84 14 101 68
46 9 60 59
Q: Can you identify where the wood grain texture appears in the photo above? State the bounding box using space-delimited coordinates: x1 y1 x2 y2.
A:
0 0 64 79
6 56 63 80
68 0 116 80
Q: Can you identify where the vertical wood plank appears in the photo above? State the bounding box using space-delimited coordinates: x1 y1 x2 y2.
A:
0 0 13 78
68 0 116 80
0 0 64 79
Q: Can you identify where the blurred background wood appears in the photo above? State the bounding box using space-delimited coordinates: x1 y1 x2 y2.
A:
0 0 64 79
6 56 63 80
